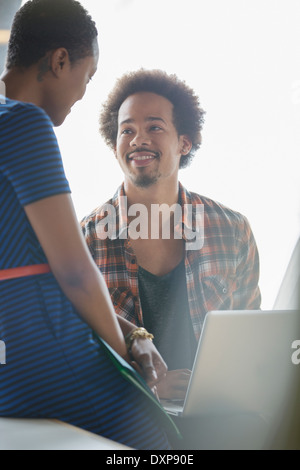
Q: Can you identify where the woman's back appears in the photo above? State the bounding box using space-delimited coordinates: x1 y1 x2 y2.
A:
0 96 172 450
0 0 176 450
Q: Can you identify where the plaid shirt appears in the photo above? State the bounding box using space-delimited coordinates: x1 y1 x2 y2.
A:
81 183 261 341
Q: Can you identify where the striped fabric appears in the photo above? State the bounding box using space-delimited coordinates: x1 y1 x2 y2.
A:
81 184 261 342
0 98 171 450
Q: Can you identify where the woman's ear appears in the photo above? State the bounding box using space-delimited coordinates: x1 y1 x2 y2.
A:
50 48 69 77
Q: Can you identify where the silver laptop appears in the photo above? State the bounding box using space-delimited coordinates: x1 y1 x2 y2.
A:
161 308 299 424
161 238 300 448
273 236 300 310
162 236 300 421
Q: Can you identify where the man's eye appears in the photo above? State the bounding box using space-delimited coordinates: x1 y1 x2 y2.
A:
150 125 162 131
121 129 133 134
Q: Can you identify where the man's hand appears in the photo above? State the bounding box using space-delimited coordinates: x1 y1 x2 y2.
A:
129 338 168 388
156 369 191 400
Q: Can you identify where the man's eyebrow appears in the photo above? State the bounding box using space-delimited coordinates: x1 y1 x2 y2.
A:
146 116 166 123
120 116 166 126
119 118 134 126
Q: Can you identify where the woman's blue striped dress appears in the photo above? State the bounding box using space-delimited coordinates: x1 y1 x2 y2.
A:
0 97 171 450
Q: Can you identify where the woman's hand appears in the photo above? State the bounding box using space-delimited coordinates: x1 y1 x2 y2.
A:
156 369 191 400
129 338 168 388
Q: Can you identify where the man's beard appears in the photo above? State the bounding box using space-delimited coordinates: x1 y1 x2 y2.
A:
132 172 160 188
126 150 161 188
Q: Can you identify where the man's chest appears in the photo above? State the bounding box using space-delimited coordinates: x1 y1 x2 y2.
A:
129 237 185 276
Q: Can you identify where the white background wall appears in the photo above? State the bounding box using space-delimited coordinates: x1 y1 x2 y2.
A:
23 0 300 309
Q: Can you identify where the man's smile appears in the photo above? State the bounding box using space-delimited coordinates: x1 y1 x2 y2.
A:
127 150 159 167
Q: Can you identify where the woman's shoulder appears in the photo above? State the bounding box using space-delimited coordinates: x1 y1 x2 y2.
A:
1 97 51 125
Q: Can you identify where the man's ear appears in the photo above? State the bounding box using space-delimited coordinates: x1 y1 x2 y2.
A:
180 135 193 155
50 48 69 77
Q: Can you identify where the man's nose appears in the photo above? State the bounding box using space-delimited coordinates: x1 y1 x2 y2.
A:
130 131 151 147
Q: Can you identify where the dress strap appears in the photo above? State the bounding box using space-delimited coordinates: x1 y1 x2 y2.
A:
0 264 50 281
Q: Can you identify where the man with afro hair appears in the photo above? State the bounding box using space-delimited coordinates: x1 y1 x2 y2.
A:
81 69 261 400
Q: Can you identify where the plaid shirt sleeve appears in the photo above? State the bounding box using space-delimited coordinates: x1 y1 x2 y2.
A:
183 187 261 339
80 193 143 327
232 214 261 309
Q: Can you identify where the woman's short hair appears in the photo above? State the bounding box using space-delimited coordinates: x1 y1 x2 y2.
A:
100 69 205 168
6 0 98 69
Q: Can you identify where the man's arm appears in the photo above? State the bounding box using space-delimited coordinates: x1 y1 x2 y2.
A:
156 370 191 400
233 215 261 309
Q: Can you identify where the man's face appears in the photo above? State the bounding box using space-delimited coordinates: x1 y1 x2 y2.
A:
115 92 190 189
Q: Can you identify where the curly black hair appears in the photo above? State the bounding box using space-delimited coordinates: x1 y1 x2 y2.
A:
100 69 205 168
6 0 98 69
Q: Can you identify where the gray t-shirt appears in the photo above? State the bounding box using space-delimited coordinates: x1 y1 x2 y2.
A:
138 260 197 370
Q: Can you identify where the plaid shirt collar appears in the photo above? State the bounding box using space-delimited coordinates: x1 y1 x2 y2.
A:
109 182 203 242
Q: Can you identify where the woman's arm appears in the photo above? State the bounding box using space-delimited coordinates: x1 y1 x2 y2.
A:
24 192 168 386
24 193 128 358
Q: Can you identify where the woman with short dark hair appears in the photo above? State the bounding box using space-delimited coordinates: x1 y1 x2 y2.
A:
0 0 173 450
